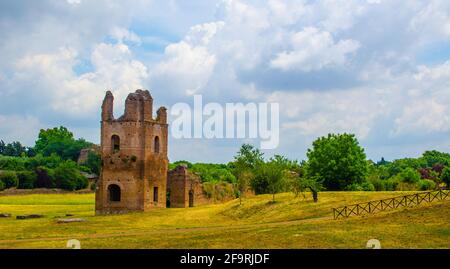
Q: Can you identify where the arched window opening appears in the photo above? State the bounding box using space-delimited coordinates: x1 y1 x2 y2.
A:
111 135 120 153
108 184 121 202
154 136 160 153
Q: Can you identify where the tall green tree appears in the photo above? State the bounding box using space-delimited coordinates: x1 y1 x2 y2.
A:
2 141 26 157
34 126 92 161
306 133 368 190
397 167 421 183
231 144 264 203
255 159 286 202
54 160 88 191
234 144 264 169
420 150 450 167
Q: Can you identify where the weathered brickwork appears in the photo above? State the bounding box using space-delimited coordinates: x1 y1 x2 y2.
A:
167 165 208 208
95 90 168 214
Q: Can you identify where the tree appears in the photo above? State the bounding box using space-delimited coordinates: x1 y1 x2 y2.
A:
3 141 26 157
17 171 37 189
306 133 368 190
234 144 264 170
0 140 5 155
0 171 18 189
421 150 450 167
54 160 88 190
254 158 291 202
234 168 252 205
232 144 265 196
35 166 55 188
34 126 92 161
388 158 427 176
297 175 323 202
397 167 421 183
231 144 264 204
441 167 450 188
83 151 101 175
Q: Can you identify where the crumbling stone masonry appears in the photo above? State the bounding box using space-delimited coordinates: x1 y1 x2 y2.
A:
167 165 207 208
95 90 168 214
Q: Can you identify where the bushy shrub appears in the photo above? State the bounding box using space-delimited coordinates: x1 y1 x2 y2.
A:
417 179 436 191
54 161 88 190
77 148 101 175
397 168 421 183
345 182 375 191
395 182 418 191
442 166 450 188
90 181 97 191
202 182 236 201
250 174 270 194
0 171 18 189
0 156 27 171
345 183 361 191
17 171 37 189
35 166 55 188
368 176 384 191
186 163 237 184
361 182 375 191
381 178 399 191
26 153 62 170
0 180 5 191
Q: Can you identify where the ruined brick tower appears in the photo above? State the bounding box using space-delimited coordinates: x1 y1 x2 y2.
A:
95 89 168 214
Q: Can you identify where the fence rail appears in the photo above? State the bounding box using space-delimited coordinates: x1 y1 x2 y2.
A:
333 189 450 220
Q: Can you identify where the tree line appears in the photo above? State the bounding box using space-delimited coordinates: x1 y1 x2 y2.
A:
0 126 100 191
1 127 449 199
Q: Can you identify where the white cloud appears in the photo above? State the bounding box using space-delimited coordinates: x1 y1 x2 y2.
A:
110 27 142 44
67 0 81 5
268 88 387 140
409 0 450 38
270 27 360 72
392 61 450 135
150 21 223 96
0 115 44 145
13 42 148 117
185 21 225 46
3 0 450 161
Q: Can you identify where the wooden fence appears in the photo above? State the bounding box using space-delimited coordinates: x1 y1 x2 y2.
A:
333 189 450 220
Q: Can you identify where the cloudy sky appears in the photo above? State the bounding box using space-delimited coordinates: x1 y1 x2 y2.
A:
1 0 450 163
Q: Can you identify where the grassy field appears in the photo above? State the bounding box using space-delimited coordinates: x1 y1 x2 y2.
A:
0 191 448 249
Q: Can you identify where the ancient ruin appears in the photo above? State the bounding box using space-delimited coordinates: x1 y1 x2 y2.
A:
167 165 207 208
95 89 207 214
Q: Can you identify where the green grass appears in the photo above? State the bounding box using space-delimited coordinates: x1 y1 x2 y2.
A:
0 191 448 249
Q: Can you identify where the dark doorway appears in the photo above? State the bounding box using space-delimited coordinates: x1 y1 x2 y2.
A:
166 189 171 208
108 184 121 202
111 135 120 153
153 187 158 203
189 190 194 207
